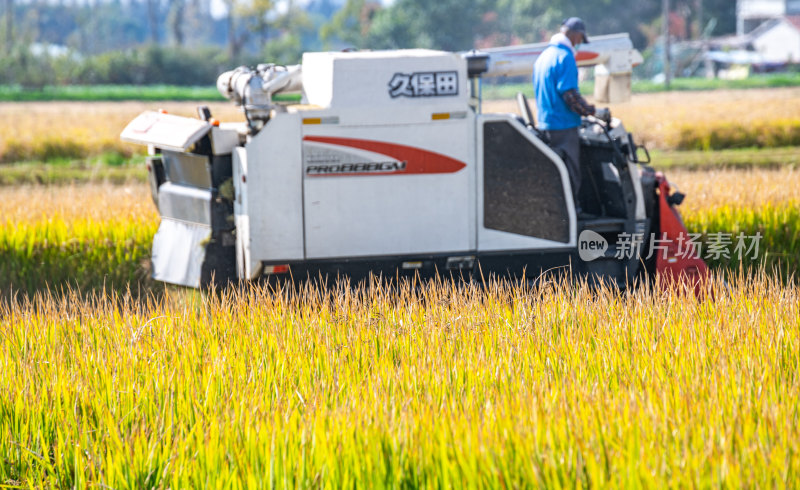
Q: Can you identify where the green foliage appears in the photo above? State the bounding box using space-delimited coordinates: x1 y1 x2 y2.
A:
482 73 800 100
261 8 316 65
262 33 305 65
76 45 231 86
383 0 489 51
0 45 57 89
495 0 569 44
0 84 224 101
0 45 240 87
322 0 674 51
320 0 369 47
362 7 419 50
320 0 370 48
632 73 800 92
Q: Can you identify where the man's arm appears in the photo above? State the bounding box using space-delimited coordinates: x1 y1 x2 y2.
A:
562 89 595 116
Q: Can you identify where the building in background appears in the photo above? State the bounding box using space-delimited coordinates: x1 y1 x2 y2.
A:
746 15 800 62
714 0 800 66
737 0 800 34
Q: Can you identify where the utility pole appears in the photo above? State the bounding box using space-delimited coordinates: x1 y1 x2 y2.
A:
663 0 671 89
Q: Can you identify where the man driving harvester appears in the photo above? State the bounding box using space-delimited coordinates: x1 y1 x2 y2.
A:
533 17 610 220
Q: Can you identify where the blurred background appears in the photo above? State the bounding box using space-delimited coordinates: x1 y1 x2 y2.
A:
3 0 799 89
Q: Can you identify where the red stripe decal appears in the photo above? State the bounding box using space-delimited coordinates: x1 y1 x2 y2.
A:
303 136 466 176
504 50 598 62
576 51 600 62
506 51 543 57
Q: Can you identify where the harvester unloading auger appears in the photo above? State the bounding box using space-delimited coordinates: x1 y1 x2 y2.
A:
121 34 708 289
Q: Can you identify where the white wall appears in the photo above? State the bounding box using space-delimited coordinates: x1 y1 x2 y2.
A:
753 20 800 62
739 0 787 18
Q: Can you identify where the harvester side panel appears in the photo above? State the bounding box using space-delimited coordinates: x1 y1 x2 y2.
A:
244 113 305 266
302 50 469 110
233 147 256 279
301 115 475 260
151 219 210 287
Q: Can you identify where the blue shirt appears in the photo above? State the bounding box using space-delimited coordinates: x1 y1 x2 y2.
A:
532 42 580 130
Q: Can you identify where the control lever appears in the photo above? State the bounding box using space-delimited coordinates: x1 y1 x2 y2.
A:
595 107 611 125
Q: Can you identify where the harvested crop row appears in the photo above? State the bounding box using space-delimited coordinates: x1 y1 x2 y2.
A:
1 274 798 487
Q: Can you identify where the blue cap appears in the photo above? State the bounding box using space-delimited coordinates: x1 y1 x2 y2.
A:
562 17 589 43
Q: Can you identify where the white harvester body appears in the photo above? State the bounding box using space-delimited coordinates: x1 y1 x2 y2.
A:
122 39 706 289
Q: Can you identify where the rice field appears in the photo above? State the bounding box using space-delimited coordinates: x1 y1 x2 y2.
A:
1 92 799 487
0 102 245 164
485 87 800 150
0 179 798 487
0 186 158 295
1 269 798 487
2 87 800 164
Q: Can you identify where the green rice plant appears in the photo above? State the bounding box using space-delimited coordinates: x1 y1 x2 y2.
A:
669 119 800 151
0 274 798 487
0 136 137 165
0 217 158 296
0 162 147 186
1 137 89 163
650 147 800 170
684 201 800 278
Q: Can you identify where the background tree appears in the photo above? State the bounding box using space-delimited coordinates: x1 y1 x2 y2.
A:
146 0 162 43
168 0 186 46
223 0 238 56
238 0 274 46
263 3 314 64
4 0 13 53
320 0 380 49
366 0 492 51
0 0 741 87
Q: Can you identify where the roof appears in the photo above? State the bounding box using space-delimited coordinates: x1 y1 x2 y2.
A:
748 15 800 39
748 18 783 39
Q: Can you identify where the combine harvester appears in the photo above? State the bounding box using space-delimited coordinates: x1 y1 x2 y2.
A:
121 34 708 289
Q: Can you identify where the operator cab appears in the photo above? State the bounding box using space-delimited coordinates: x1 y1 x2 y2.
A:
516 92 655 284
